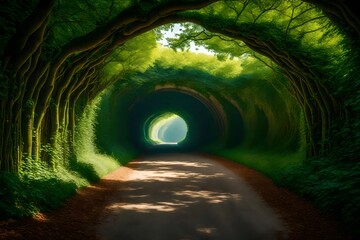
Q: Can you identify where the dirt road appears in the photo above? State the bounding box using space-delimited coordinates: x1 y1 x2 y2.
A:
96 154 286 240
0 154 353 240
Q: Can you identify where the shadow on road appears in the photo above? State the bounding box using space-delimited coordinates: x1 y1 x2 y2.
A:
96 153 286 240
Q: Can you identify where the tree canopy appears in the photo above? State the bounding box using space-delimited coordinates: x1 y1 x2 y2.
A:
0 0 357 169
1 0 360 235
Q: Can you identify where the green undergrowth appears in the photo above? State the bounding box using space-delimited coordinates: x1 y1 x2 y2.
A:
0 152 130 219
0 97 136 220
215 148 305 183
284 157 360 237
215 148 360 237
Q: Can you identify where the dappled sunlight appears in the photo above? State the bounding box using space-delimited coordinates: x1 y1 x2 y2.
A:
128 170 195 182
126 159 223 182
97 154 288 239
104 156 242 214
127 169 224 182
196 227 217 235
120 187 143 191
107 202 186 213
174 190 242 204
33 213 50 223
130 160 212 168
106 188 242 213
127 194 149 199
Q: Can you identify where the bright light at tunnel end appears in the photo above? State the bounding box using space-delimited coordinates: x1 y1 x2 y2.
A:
148 113 188 146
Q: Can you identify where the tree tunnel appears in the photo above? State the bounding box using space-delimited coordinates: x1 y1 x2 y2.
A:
95 65 300 157
0 0 358 170
96 84 245 155
1 0 360 236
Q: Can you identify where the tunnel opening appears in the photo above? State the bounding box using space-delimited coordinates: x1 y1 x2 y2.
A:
124 89 224 154
147 112 188 146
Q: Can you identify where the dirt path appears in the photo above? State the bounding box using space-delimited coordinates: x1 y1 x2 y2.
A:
97 154 286 240
0 153 354 240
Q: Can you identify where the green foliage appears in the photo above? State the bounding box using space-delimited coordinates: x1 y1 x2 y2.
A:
118 52 302 153
1 1 359 237
0 95 134 219
181 3 335 45
215 147 360 237
100 31 158 85
153 47 243 78
0 0 37 52
283 158 360 236
201 0 342 47
74 96 131 177
0 160 77 218
46 0 133 50
215 149 305 184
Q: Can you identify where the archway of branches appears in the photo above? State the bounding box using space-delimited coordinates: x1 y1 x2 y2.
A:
2 0 358 172
1 0 360 234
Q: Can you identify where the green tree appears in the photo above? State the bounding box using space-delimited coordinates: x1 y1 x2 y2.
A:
0 0 218 171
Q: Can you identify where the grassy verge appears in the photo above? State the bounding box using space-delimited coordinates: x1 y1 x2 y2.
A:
0 152 132 219
215 148 305 184
0 96 137 220
214 148 360 237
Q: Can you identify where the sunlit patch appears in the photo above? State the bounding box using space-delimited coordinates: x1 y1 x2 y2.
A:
107 202 188 213
196 227 217 235
104 158 244 216
174 190 242 203
148 113 188 145
126 160 225 182
33 213 49 222
128 194 149 198
121 187 143 191
158 23 214 55
128 170 200 182
131 160 212 168
126 169 225 183
106 189 242 213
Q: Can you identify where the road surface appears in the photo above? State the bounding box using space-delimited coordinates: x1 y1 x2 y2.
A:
0 153 352 240
96 154 287 240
